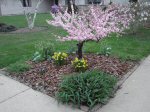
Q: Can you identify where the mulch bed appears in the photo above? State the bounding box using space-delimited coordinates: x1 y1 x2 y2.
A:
0 23 17 32
9 54 135 97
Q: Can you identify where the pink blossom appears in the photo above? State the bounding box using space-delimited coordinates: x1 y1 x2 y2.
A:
47 4 133 42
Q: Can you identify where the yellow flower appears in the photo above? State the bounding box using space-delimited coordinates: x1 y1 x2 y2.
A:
72 57 88 72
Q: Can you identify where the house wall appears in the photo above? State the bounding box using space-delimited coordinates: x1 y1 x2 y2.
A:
75 0 86 5
0 5 1 16
104 0 129 5
0 0 51 16
59 0 87 5
60 0 150 6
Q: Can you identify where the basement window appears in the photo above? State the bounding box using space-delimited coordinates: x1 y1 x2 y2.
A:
129 0 138 3
22 0 32 7
55 0 59 5
88 0 101 4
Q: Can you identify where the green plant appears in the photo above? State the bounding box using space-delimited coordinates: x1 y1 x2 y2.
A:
34 41 55 61
57 70 117 109
7 61 31 73
72 57 88 72
32 51 42 62
100 46 112 56
42 46 55 60
52 52 68 66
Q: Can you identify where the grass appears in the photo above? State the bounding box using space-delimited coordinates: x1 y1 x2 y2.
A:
7 61 31 73
0 13 150 69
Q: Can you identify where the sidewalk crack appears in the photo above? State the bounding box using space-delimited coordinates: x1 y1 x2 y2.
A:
0 88 30 104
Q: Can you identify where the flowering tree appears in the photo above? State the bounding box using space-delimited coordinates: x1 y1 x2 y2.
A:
130 1 150 31
47 4 133 59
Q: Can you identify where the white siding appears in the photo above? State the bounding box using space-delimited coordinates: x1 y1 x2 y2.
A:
59 0 86 6
64 0 150 5
104 0 129 5
59 0 66 5
75 0 86 5
0 0 50 16
0 5 1 16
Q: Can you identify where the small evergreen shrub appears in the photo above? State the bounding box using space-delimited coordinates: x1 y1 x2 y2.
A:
57 70 117 109
0 23 17 32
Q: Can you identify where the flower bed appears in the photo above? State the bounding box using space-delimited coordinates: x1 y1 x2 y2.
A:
9 54 135 97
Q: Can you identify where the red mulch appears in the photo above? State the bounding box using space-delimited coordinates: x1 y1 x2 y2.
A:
10 54 135 97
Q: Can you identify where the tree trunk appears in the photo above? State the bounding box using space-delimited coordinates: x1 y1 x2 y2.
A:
77 42 84 59
24 0 43 29
67 0 78 14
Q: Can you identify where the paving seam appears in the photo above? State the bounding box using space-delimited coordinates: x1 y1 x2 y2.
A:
0 88 31 104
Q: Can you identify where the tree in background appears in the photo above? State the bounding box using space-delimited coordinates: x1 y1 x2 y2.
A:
67 0 78 14
25 0 44 29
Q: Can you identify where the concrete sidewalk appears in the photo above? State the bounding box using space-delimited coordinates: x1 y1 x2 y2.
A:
97 56 150 112
0 74 83 112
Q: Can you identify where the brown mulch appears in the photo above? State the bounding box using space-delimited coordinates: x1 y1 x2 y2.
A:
9 54 135 97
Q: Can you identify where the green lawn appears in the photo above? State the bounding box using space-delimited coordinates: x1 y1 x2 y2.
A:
0 13 150 69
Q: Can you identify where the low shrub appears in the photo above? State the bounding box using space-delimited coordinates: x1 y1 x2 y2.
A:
72 57 88 72
7 61 31 73
57 70 117 109
0 23 17 32
52 52 68 66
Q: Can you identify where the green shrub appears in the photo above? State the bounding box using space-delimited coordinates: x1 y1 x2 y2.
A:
57 70 117 109
7 61 31 73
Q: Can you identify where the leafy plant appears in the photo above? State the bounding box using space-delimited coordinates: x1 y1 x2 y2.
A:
42 45 55 60
101 46 112 56
32 51 42 62
57 70 117 109
52 52 68 66
7 61 31 73
71 57 88 72
33 41 55 61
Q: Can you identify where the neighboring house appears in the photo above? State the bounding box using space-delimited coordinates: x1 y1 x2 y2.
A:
0 0 149 16
0 0 51 16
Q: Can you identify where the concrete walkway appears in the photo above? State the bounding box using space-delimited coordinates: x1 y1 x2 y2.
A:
0 74 83 112
97 56 150 112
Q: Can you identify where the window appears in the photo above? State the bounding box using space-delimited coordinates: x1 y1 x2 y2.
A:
129 0 138 3
55 0 59 5
22 0 32 7
88 0 101 4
